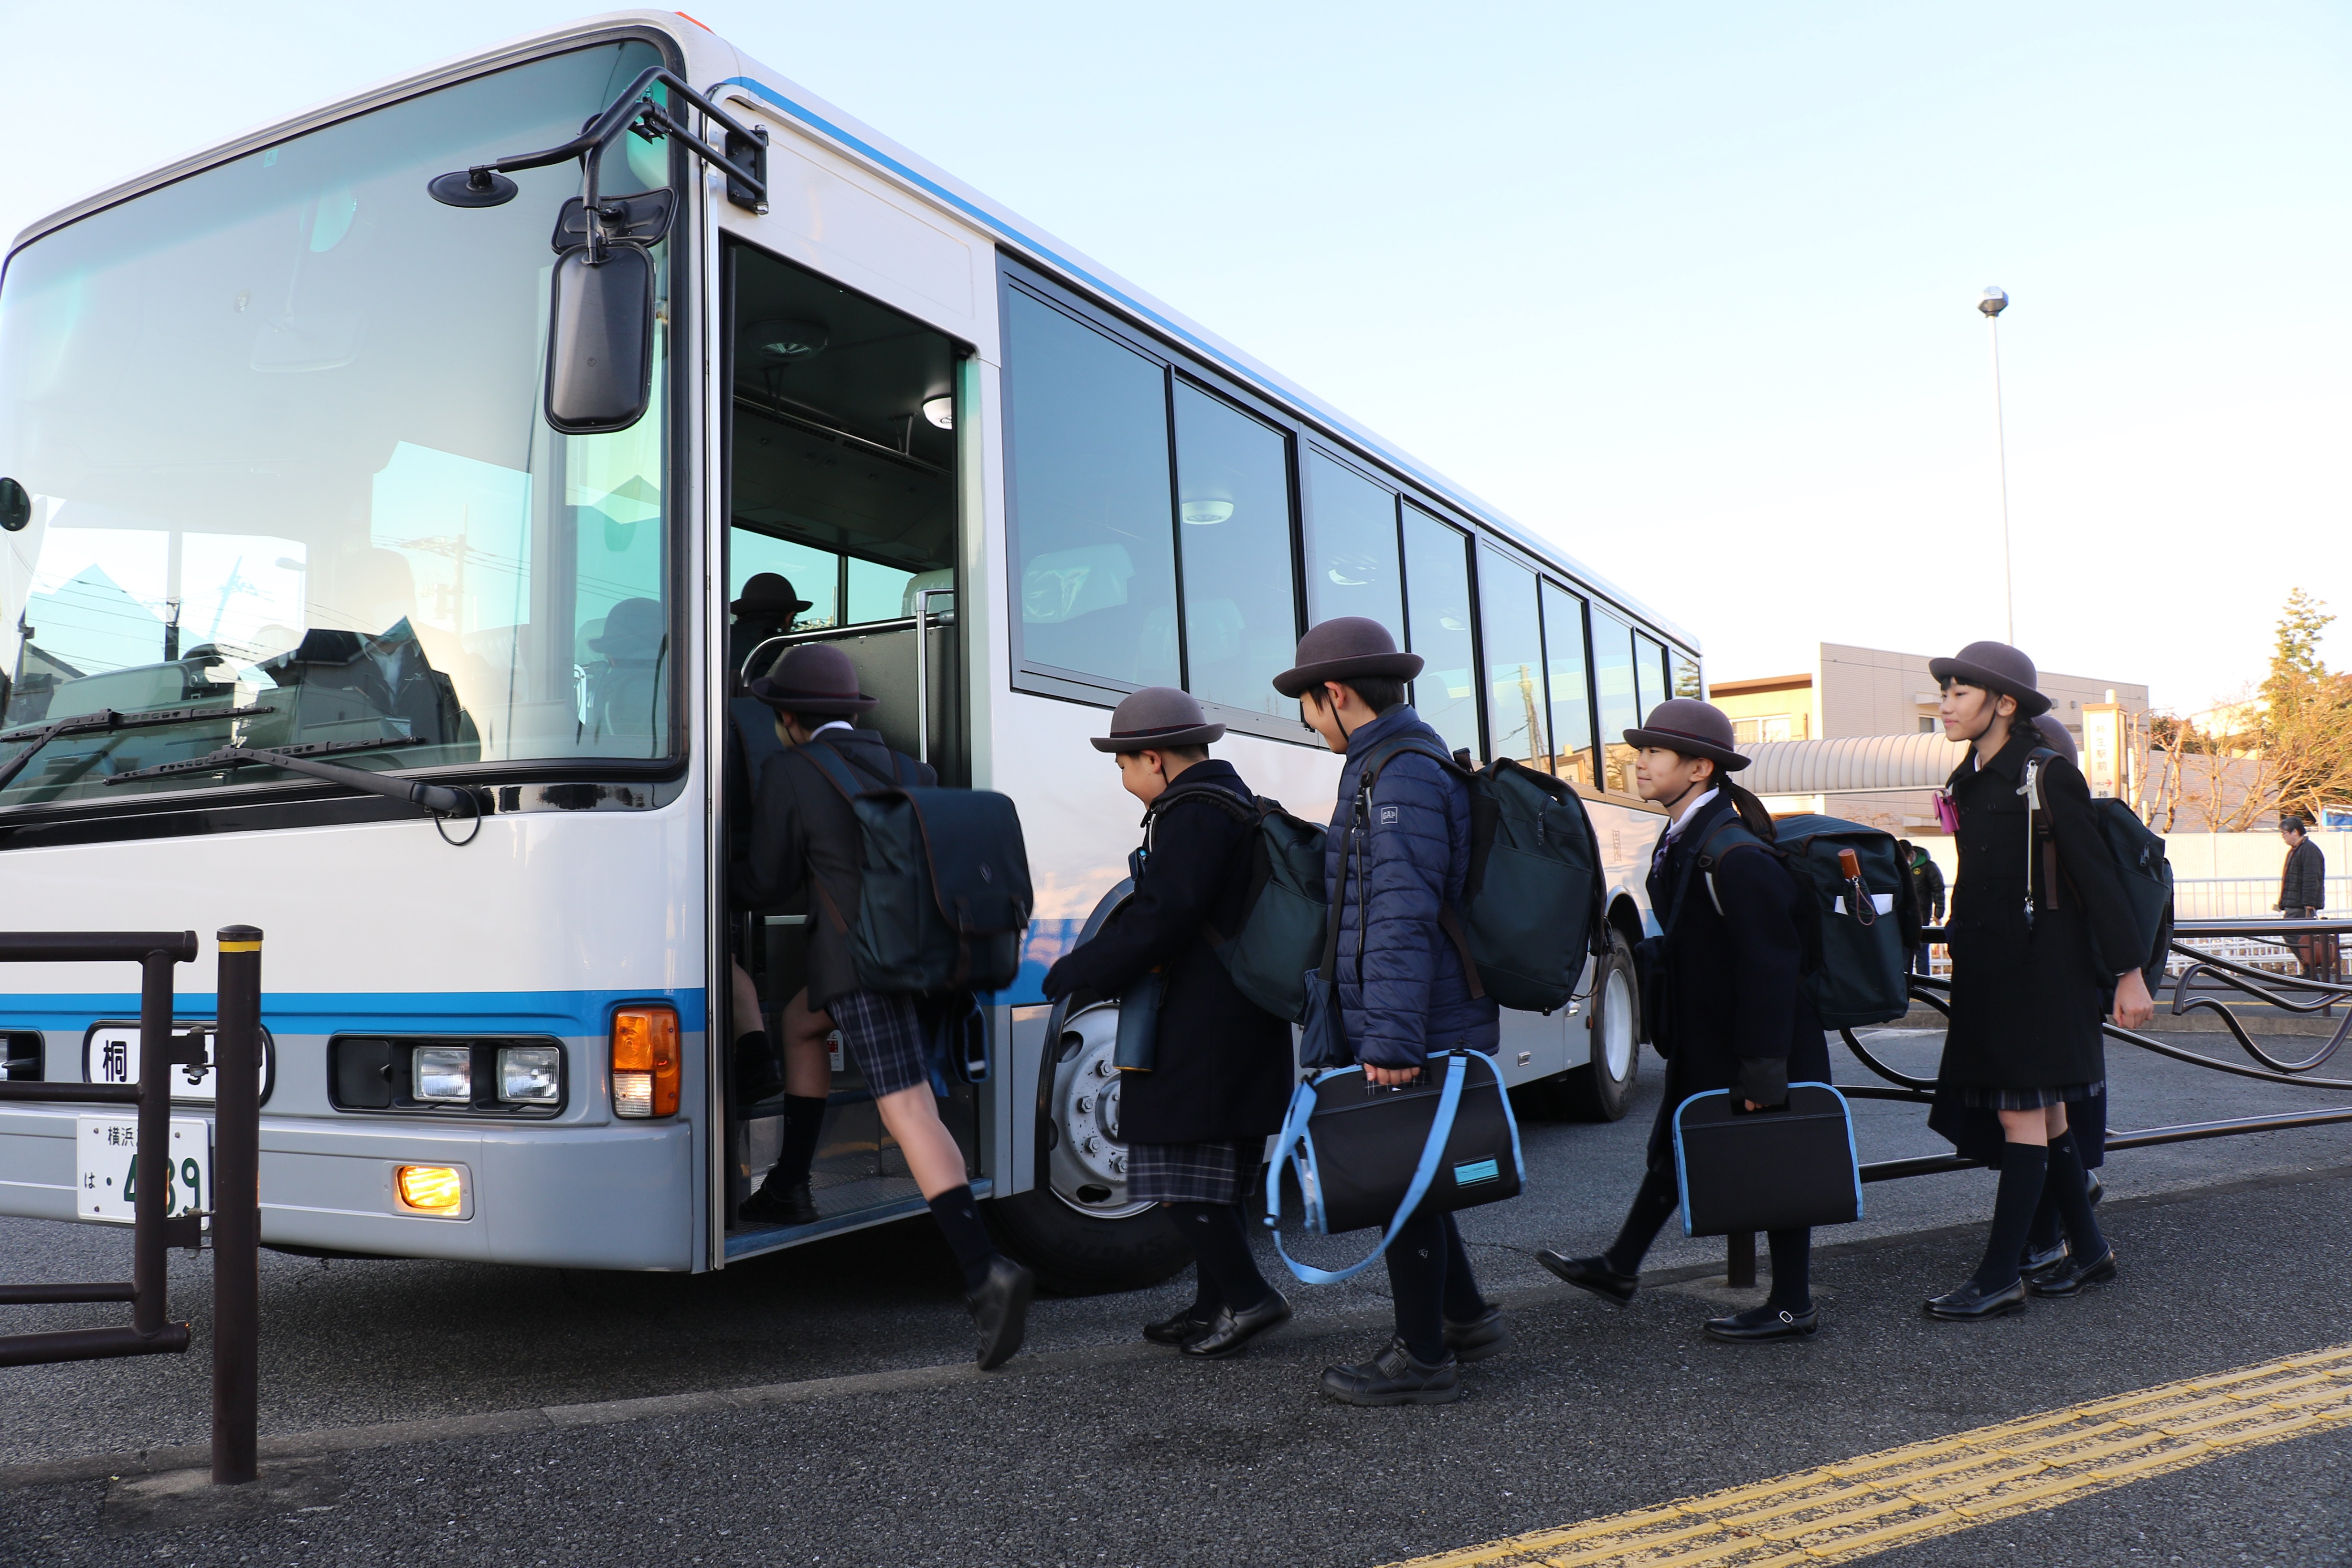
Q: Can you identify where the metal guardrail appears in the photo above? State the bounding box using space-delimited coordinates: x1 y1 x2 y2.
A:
0 926 263 1487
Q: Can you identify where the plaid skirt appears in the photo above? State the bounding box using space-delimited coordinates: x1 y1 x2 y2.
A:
1950 1080 2105 1112
826 989 931 1099
1128 1140 1255 1206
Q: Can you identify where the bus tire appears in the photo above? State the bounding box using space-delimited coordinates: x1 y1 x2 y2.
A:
1562 925 1640 1121
985 1188 1187 1297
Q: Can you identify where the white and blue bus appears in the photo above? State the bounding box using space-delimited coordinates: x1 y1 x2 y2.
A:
0 10 1699 1288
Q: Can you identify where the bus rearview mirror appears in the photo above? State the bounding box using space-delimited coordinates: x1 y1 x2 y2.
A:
545 244 656 435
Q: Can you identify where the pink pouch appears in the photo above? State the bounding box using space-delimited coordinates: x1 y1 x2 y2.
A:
1933 792 1959 835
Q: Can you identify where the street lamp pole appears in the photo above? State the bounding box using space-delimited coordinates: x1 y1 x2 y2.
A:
1979 286 2012 643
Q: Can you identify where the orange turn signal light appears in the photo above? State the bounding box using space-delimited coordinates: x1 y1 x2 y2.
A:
612 1005 681 1118
395 1164 464 1212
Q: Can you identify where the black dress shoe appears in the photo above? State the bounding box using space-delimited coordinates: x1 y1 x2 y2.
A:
1538 1251 1638 1306
2028 1247 2117 1298
2019 1239 2071 1283
967 1257 1035 1371
738 1180 819 1227
1181 1293 1293 1359
1443 1304 1510 1363
1704 1302 1819 1342
1925 1277 2028 1321
1318 1337 1460 1406
2087 1172 2104 1206
1143 1306 1212 1347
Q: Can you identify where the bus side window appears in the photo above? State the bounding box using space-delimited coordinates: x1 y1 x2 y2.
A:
1592 607 1640 795
1401 506 1478 758
1477 547 1547 772
1171 382 1298 717
1300 452 1403 645
1542 583 1596 788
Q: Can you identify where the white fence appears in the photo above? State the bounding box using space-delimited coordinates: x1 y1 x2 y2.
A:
2170 877 2351 920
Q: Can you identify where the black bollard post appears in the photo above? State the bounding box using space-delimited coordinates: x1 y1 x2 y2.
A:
211 926 262 1486
131 952 176 1342
1726 1230 1756 1290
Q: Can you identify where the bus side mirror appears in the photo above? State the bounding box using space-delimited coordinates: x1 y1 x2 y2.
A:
545 243 656 435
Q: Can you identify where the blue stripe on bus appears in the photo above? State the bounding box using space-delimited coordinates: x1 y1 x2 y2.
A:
0 988 709 1036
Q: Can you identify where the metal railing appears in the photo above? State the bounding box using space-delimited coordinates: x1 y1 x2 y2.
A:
0 926 263 1486
2169 876 2352 921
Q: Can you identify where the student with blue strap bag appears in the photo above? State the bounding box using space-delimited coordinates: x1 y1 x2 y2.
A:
1269 618 1514 1407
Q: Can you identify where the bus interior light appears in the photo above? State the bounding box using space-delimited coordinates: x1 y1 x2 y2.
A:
395 1164 463 1212
922 394 954 429
413 1046 472 1103
498 1045 562 1104
610 1006 680 1118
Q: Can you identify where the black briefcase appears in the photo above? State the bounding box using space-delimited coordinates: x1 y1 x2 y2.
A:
1294 1051 1523 1236
1672 1083 1861 1237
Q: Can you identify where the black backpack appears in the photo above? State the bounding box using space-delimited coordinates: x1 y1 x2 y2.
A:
1351 740 1607 1014
796 739 1033 993
2023 749 2175 990
1143 784 1329 1023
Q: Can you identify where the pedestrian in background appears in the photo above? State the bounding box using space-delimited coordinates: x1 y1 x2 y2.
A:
1042 689 1295 1360
1923 643 2152 1322
1900 839 1946 977
1537 699 1825 1341
1275 618 1507 1406
2277 817 2336 984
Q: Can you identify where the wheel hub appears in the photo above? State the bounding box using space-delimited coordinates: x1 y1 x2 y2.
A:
1047 1003 1151 1219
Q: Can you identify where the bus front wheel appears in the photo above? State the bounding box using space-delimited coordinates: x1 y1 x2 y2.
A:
985 1000 1189 1295
1561 925 1641 1121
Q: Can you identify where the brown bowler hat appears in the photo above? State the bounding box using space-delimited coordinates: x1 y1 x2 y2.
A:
1622 698 1750 771
731 572 812 617
1089 687 1226 752
1928 641 2053 718
746 642 877 715
1271 616 1423 699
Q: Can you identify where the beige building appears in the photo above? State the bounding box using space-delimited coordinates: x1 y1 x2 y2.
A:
1713 643 2150 834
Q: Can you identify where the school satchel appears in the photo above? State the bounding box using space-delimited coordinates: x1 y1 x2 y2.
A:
1673 1083 1862 1237
2022 749 2176 991
1352 741 1608 1014
1697 813 1919 1029
1141 784 1330 1022
797 740 1033 993
1264 1050 1523 1285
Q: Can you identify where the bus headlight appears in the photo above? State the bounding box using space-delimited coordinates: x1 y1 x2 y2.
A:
498 1045 562 1104
611 1006 679 1118
413 1046 472 1103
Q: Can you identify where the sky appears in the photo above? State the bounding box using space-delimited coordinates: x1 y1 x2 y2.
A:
3 0 2346 712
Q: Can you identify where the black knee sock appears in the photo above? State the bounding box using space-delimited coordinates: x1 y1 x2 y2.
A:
1603 1164 1680 1277
1382 1206 1450 1364
2024 1187 2063 1259
1972 1143 2049 1293
1168 1201 1272 1315
925 1184 996 1294
2044 1133 2107 1261
1765 1227 1811 1312
1440 1212 1488 1323
765 1094 828 1190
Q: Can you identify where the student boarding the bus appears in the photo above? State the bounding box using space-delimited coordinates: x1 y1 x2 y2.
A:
1042 689 1296 1359
732 642 1035 1368
1276 618 1508 1406
1537 699 1828 1342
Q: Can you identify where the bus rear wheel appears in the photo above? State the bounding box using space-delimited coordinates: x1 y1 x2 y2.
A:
985 1000 1189 1295
1560 925 1641 1121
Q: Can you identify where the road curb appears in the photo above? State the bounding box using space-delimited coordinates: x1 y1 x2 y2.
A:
6 1159 2350 1493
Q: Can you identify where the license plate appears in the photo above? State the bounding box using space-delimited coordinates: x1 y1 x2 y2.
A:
76 1116 211 1229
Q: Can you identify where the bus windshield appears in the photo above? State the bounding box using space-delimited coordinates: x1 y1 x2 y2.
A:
0 39 677 809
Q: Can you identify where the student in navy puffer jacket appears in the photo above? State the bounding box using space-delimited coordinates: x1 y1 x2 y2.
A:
1274 617 1505 1407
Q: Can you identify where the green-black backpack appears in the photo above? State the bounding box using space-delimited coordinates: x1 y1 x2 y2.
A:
1144 785 1329 1023
1687 812 1920 1029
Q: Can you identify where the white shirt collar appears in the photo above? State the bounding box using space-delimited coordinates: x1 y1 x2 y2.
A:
811 720 853 735
1660 787 1720 844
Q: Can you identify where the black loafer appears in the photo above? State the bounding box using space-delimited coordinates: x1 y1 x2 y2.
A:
1181 1292 1293 1359
738 1180 819 1227
1538 1251 1638 1306
1319 1337 1460 1406
2087 1173 2104 1206
1142 1306 1212 1347
2028 1247 2117 1298
1925 1277 2028 1321
967 1257 1035 1371
1443 1304 1510 1363
2019 1240 2071 1284
1704 1303 1818 1342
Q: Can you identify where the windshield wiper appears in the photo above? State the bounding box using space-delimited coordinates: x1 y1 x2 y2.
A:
102 737 472 816
0 702 275 793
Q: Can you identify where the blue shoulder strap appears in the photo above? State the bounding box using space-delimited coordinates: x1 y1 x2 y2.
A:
1264 1052 1469 1285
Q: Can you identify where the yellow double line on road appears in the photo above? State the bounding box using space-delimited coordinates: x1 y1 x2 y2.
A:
1388 1342 2352 1567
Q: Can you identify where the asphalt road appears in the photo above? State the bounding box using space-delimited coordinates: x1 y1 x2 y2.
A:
3 1027 2350 1566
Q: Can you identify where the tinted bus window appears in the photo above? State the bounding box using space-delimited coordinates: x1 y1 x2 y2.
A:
1172 383 1297 715
1478 549 1547 770
1400 505 1478 756
1635 631 1669 719
1672 648 1703 699
1004 291 1179 688
1301 452 1402 643
1542 582 1595 787
1593 606 1639 794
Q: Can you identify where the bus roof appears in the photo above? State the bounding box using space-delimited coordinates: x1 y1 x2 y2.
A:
10 8 1695 653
